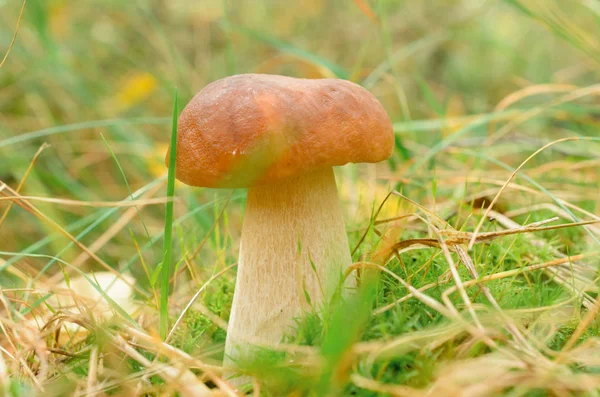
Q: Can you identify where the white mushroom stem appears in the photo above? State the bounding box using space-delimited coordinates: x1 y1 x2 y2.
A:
224 167 354 363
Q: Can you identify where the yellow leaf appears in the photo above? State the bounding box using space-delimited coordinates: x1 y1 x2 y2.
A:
145 143 185 188
145 143 169 180
114 72 158 111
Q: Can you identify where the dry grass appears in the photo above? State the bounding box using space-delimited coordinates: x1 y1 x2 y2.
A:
1 0 600 396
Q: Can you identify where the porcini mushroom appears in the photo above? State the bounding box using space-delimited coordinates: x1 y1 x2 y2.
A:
168 74 393 363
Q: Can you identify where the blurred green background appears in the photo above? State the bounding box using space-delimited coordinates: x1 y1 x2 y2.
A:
2 1 600 394
2 0 600 290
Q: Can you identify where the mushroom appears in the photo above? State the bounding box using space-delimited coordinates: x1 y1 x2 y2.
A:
167 74 393 363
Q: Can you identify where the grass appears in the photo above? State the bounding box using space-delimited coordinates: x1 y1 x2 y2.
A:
159 90 178 340
1 0 600 396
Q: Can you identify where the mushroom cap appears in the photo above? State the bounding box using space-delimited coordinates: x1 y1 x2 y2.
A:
168 74 394 188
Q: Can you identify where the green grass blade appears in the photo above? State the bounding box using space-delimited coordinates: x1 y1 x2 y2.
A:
317 275 377 395
408 112 501 172
123 193 244 269
0 117 170 149
392 110 521 134
100 133 151 240
159 90 178 340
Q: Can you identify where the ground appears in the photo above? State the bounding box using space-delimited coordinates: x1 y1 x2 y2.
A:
1 0 600 396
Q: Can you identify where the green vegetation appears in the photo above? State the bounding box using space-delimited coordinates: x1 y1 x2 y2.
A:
1 0 600 396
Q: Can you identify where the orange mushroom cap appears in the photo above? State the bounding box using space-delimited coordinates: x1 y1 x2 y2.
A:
167 74 394 188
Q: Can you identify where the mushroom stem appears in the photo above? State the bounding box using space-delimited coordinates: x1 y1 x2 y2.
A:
225 167 354 362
